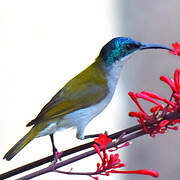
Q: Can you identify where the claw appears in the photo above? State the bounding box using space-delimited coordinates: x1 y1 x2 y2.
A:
55 151 63 161
49 151 64 167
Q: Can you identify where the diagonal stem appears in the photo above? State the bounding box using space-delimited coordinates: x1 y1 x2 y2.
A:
0 124 142 180
16 131 145 180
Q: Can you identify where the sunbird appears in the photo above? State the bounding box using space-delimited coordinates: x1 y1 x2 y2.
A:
3 37 172 160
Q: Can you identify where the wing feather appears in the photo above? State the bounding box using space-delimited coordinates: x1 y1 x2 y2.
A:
27 61 108 126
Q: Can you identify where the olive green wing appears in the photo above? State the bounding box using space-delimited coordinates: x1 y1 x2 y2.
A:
27 62 108 126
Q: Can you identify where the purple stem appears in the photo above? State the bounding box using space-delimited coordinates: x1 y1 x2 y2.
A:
16 131 145 180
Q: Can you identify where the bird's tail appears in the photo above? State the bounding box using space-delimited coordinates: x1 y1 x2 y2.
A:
3 124 43 161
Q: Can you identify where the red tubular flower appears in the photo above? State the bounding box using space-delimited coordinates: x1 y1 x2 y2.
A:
129 69 180 136
160 76 176 92
92 133 158 179
94 133 112 150
169 42 180 56
140 91 176 108
160 69 180 106
150 106 162 113
108 169 159 178
93 134 125 177
93 144 103 162
128 92 145 113
159 120 169 127
107 154 121 168
173 93 180 100
174 69 180 93
90 176 99 180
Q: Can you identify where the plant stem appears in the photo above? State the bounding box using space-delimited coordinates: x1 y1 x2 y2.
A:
16 131 145 180
0 124 142 180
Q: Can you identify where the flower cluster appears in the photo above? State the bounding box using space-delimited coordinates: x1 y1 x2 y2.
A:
129 68 180 136
91 133 158 179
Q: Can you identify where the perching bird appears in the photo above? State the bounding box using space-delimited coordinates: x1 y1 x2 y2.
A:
3 37 172 160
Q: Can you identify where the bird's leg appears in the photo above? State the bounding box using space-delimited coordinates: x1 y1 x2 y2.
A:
50 134 62 162
50 134 57 155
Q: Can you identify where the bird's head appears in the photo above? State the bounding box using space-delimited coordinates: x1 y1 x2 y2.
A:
98 37 173 66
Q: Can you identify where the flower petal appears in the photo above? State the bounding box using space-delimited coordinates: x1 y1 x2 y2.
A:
128 92 145 113
160 76 176 92
174 69 180 94
108 169 159 178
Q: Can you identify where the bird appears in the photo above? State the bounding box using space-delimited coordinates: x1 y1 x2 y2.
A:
3 37 173 161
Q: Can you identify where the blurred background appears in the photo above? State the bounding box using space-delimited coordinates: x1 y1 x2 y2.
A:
0 0 179 180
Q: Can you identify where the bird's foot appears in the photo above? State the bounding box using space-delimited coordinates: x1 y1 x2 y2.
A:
55 151 63 161
49 151 63 167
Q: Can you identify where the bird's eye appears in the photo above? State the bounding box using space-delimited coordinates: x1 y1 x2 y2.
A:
125 44 131 50
125 43 139 50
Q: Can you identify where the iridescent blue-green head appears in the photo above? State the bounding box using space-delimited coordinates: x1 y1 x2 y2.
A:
98 37 173 66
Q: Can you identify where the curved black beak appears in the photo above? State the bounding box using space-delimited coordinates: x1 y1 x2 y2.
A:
140 43 174 52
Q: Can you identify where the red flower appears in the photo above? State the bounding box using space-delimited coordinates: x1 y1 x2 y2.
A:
108 169 159 178
129 69 180 136
169 42 180 56
92 133 158 179
94 133 112 150
107 154 121 168
93 136 125 177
